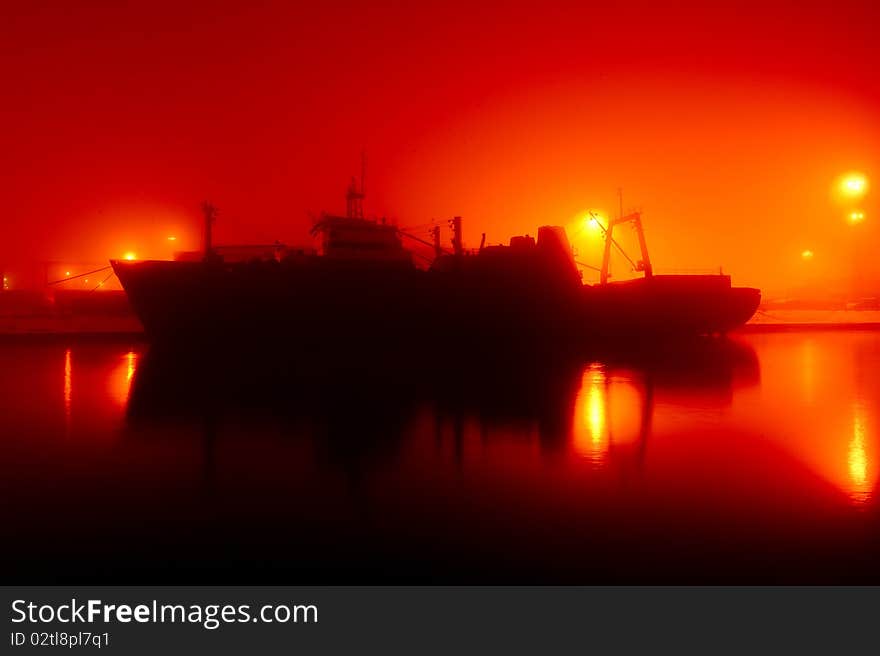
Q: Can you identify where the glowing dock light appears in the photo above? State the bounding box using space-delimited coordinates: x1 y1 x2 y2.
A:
585 213 605 232
801 249 814 260
124 252 137 261
839 173 868 198
849 211 865 224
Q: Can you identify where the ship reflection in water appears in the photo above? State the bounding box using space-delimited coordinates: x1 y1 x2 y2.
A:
2 331 880 583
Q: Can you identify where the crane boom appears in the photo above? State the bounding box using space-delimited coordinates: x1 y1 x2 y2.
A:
599 211 653 284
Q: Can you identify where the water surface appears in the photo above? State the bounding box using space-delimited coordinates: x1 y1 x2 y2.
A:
2 330 880 583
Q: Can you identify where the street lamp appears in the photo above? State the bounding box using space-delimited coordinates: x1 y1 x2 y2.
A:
839 173 868 199
849 211 865 224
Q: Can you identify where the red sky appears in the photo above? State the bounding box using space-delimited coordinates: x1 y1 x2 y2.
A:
2 0 879 295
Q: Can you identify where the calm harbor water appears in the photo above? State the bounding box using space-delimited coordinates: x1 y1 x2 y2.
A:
2 330 880 583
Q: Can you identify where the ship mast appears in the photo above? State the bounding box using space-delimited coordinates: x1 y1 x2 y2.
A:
449 216 463 256
346 152 366 219
430 225 442 258
202 201 217 262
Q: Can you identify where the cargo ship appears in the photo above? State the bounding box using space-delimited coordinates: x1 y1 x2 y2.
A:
111 177 759 356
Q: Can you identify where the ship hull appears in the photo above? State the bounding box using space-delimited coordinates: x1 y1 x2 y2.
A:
112 260 760 356
583 275 760 337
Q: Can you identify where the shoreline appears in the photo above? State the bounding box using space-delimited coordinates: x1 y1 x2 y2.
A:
1 323 879 341
737 322 880 333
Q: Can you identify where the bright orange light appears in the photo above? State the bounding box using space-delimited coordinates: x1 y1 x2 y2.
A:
167 236 177 241
801 249 814 260
65 271 71 276
839 172 868 198
586 213 605 231
124 252 137 261
849 211 865 224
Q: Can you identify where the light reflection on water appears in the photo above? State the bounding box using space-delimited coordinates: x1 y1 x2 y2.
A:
63 348 72 433
107 349 138 407
3 330 880 582
573 363 607 464
849 403 871 505
572 365 649 467
39 334 880 508
747 332 878 508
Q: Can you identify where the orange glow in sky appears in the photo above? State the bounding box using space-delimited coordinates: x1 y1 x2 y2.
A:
0 2 877 297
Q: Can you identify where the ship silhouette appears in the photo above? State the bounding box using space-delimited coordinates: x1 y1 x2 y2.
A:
111 174 759 358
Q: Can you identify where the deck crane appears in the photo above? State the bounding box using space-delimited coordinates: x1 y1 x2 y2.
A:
589 211 654 284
